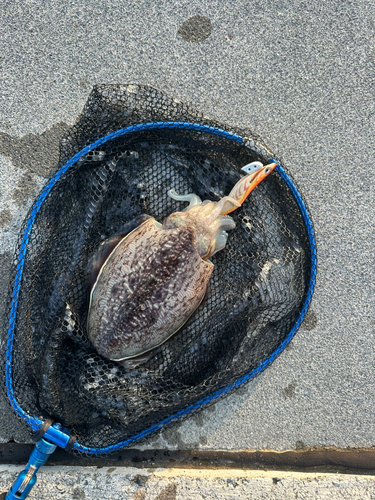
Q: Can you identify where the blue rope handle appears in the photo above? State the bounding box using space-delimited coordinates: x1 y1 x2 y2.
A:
5 122 316 453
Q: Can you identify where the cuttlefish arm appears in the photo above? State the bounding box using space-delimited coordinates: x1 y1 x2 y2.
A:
165 162 276 260
167 190 202 211
220 162 277 215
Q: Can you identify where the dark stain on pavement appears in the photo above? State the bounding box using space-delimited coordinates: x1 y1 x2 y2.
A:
0 252 13 331
302 309 318 331
192 411 205 427
162 416 210 450
155 483 177 500
0 210 12 227
177 16 212 42
162 421 199 450
295 440 307 450
131 475 149 487
79 79 91 90
132 491 146 500
72 487 86 499
282 381 297 399
11 172 39 206
0 122 69 177
199 435 208 445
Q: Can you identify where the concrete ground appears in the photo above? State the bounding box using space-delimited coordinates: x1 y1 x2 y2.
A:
1 0 374 497
2 466 375 500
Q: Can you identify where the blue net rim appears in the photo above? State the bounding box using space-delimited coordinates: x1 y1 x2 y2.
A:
5 122 317 454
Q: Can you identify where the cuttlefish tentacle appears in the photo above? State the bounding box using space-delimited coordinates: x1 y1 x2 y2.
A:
165 163 277 259
206 196 241 224
168 189 202 211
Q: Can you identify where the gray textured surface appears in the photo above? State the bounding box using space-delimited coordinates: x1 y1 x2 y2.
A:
2 466 375 500
1 0 375 451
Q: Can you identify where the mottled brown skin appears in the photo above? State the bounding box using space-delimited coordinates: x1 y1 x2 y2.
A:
87 163 276 365
88 219 213 361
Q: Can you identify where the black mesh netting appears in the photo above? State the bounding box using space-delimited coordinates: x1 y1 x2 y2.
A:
2 85 313 453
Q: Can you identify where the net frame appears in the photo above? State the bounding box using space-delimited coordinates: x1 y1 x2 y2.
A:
3 88 317 456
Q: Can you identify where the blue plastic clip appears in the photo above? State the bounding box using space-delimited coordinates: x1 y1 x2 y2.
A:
6 423 71 500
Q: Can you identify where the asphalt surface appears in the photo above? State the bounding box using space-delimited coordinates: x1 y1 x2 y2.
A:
0 0 374 452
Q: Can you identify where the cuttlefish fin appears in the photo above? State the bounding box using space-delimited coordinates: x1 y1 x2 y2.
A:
117 350 156 369
220 162 277 215
87 214 152 289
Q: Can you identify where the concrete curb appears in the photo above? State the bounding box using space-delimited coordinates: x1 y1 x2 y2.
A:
1 465 375 500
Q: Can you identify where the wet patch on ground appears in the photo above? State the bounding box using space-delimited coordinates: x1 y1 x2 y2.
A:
0 122 69 177
177 16 212 42
11 172 38 207
0 211 12 228
192 412 205 427
282 381 297 399
72 487 86 499
301 310 318 331
155 483 177 500
78 79 92 90
295 440 307 450
131 491 146 500
161 421 200 450
0 155 47 253
131 475 149 488
0 252 12 322
199 435 208 445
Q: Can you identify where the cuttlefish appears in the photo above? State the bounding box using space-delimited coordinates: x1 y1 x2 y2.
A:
87 162 276 367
